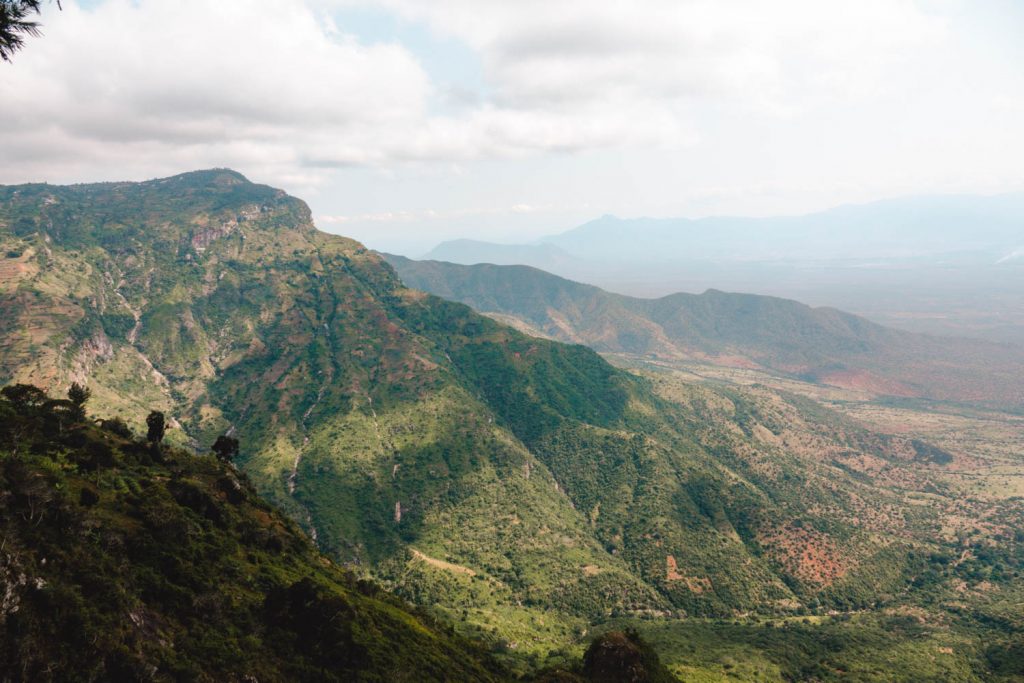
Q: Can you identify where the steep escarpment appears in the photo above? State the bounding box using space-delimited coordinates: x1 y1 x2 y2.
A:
3 171 1018 665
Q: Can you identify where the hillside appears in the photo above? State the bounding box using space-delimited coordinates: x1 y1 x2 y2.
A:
0 386 506 682
420 195 1024 344
3 171 1024 677
384 255 1024 408
422 239 579 272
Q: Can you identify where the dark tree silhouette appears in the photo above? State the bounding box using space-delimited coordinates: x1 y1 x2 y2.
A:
67 382 90 420
0 0 57 61
0 383 48 411
98 417 133 438
211 435 240 463
146 410 166 445
67 382 90 406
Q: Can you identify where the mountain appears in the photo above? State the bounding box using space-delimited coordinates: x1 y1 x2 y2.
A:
424 238 578 271
546 194 1024 264
425 194 1024 268
0 385 506 682
417 195 1024 344
383 255 1024 408
3 171 1024 678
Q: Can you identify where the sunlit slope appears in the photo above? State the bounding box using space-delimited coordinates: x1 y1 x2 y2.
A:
3 171 1016 654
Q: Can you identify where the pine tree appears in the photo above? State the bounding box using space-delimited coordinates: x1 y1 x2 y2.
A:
67 382 90 421
146 410 165 445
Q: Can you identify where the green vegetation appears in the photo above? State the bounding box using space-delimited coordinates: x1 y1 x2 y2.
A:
384 254 1024 410
3 171 1024 679
0 386 507 681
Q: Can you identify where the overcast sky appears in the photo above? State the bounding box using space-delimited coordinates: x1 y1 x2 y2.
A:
1 0 1022 255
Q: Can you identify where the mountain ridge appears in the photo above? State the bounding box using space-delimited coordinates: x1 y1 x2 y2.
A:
425 192 1024 265
419 194 1024 344
4 171 1024 676
384 254 1024 408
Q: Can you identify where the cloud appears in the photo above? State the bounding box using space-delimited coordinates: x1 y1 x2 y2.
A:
0 0 952 190
359 0 946 113
318 201 550 225
0 0 432 186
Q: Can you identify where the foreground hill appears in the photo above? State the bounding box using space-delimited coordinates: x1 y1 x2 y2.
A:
384 255 1024 408
0 387 505 682
3 171 1023 677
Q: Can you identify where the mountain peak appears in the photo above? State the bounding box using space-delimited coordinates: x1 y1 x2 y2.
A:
0 168 315 251
156 167 253 187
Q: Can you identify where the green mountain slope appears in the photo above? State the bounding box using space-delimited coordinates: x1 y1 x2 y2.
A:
383 255 1024 407
3 171 1023 674
0 387 506 682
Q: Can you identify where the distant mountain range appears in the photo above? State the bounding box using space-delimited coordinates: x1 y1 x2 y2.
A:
421 193 1024 343
426 193 1024 267
385 254 1024 408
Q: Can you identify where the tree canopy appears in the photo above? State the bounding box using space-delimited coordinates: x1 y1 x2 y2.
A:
0 0 55 62
211 434 240 463
146 410 166 445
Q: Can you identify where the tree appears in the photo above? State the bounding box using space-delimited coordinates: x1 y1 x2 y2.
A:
67 382 90 421
98 417 133 439
0 0 56 62
146 410 165 446
67 382 90 406
42 398 77 432
0 383 48 411
211 435 240 463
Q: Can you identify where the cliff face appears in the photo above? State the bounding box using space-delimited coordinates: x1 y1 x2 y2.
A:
0 171 675 640
3 170 1011 664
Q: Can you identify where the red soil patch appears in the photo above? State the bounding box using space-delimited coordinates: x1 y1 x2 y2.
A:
758 523 851 587
665 555 712 593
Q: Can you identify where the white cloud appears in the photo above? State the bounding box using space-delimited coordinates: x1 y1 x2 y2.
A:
357 0 946 113
0 0 433 186
1 0 952 190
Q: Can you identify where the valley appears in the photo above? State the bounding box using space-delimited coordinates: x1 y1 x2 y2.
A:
1 171 1023 681
4 1 1022 679
385 251 1024 678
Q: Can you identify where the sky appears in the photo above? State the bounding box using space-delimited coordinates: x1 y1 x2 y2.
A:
1 0 1023 255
